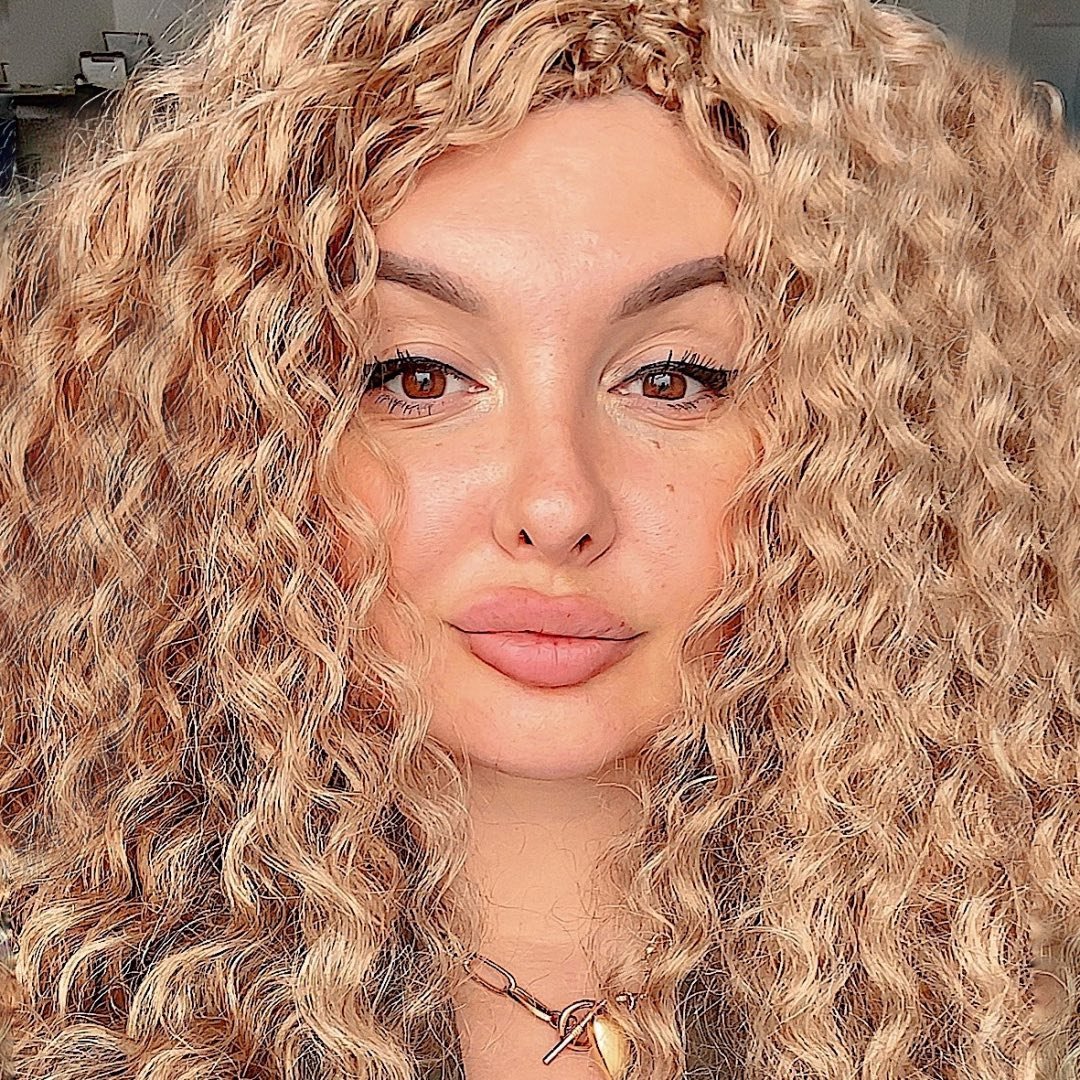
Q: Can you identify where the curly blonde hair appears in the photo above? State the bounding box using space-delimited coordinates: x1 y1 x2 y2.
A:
1 1 1077 1078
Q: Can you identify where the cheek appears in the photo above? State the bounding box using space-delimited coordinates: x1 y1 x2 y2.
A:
329 434 401 596
334 430 394 516
673 441 755 564
709 426 758 538
392 458 478 574
338 437 477 584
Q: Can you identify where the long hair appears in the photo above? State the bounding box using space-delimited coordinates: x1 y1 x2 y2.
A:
1 1 1077 1078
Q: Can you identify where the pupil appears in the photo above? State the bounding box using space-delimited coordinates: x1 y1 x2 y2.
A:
404 368 444 398
647 371 684 399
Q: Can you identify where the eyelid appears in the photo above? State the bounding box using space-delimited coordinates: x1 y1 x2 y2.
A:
366 347 724 383
362 349 474 390
362 347 733 407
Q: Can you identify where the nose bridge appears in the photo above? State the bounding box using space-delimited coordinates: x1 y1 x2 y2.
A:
519 393 597 486
504 334 597 464
492 343 617 562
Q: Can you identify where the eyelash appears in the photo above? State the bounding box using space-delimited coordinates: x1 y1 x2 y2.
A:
360 347 735 417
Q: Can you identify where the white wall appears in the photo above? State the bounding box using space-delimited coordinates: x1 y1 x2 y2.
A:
896 0 1076 131
0 0 219 86
900 0 1018 60
1009 0 1080 133
0 0 10 79
111 0 221 57
902 0 971 39
5 0 115 87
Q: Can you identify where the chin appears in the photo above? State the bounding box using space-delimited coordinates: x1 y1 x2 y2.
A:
466 749 621 781
429 717 652 781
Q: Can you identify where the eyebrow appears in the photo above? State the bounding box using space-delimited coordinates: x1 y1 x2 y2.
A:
374 250 732 321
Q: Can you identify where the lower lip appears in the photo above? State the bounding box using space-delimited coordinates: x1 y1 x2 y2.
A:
455 629 639 688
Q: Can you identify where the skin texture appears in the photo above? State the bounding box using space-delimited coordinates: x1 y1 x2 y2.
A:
332 90 759 1076
339 89 756 782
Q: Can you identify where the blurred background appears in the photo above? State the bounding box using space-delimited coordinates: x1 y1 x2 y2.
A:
0 0 1074 201
907 0 1076 130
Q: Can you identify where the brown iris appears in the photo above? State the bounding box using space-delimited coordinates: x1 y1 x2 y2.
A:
401 367 447 398
642 370 686 400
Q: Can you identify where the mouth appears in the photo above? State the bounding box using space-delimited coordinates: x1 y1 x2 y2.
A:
453 628 641 689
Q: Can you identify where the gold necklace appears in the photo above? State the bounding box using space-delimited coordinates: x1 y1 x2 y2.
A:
461 940 658 1080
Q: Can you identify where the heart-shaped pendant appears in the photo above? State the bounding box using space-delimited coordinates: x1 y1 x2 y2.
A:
587 1014 633 1080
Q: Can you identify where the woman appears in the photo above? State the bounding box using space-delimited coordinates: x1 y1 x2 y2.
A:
0 0 1076 1078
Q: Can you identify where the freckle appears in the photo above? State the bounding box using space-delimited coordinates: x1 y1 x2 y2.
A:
666 483 674 493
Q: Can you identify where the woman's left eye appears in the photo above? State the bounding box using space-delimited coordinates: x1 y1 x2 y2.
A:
614 349 735 410
360 347 735 417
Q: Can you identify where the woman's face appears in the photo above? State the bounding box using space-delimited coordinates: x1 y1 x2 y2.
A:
336 91 758 780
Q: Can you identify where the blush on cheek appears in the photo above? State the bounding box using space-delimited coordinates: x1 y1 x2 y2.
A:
324 440 405 592
328 435 404 544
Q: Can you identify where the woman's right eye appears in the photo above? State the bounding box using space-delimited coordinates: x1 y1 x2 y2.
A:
360 350 482 416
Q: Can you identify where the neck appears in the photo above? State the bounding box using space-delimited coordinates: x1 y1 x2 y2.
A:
459 758 644 980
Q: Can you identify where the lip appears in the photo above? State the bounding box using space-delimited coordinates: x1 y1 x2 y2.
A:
449 587 643 689
454 629 640 688
450 587 639 640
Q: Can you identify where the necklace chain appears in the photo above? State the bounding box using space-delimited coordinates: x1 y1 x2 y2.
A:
461 939 659 1067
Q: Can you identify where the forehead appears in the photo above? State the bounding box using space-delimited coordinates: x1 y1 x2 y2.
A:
383 93 733 220
373 94 739 322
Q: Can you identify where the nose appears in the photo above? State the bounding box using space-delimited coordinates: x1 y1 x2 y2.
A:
492 408 617 566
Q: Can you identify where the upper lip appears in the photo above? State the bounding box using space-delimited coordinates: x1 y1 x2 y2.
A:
451 587 640 640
